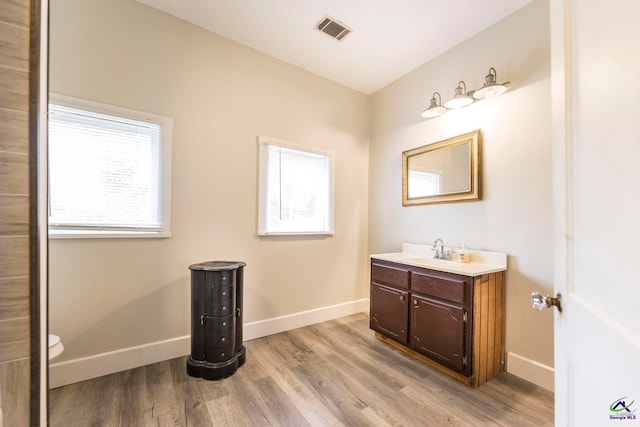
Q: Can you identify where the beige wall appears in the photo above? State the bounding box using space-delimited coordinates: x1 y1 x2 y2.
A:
369 0 554 372
0 0 33 424
49 0 370 362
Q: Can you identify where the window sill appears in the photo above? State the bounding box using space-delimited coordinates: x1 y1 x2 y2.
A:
49 230 171 239
257 231 334 237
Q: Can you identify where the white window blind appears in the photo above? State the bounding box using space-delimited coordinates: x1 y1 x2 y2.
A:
258 137 334 235
48 96 172 236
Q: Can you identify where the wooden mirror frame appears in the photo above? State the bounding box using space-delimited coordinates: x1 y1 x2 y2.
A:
402 129 482 206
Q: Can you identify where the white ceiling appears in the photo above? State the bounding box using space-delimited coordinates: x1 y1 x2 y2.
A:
137 0 533 94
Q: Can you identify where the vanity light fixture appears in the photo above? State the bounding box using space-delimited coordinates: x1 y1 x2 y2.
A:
421 68 510 119
473 67 510 100
444 81 474 109
421 92 446 119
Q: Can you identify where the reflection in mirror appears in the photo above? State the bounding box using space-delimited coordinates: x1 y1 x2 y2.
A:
402 130 481 205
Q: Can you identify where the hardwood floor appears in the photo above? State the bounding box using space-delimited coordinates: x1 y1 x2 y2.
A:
49 313 553 426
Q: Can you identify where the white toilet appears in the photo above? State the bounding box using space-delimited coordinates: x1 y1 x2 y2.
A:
48 334 64 360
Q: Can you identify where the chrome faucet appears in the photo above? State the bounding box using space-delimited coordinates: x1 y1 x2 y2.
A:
433 238 450 260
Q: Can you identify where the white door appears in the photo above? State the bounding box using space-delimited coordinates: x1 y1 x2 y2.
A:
551 1 640 425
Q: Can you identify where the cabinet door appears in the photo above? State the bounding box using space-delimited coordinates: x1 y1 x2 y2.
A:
410 294 466 372
370 283 409 344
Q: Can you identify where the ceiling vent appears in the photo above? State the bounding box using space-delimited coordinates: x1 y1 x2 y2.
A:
316 16 351 41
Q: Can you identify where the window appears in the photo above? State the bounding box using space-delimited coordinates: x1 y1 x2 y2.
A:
48 95 173 238
258 136 335 236
408 170 441 198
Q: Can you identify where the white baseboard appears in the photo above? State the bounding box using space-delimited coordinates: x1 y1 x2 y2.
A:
244 298 369 341
49 298 369 388
506 352 554 391
49 335 190 389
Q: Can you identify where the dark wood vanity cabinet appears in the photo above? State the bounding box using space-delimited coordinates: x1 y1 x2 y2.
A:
370 259 505 388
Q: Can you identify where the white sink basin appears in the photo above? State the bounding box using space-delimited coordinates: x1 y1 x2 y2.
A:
404 256 458 268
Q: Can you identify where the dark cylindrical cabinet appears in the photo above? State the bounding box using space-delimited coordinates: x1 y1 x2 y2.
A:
187 261 246 380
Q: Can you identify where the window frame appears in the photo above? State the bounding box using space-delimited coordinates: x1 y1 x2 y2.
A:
257 136 336 237
47 94 173 239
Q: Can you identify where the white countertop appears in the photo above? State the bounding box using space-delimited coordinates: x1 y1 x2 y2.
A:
370 242 507 277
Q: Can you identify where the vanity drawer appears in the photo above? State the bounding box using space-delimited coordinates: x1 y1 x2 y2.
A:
371 262 410 289
411 271 467 303
205 341 236 362
205 285 235 316
204 314 236 333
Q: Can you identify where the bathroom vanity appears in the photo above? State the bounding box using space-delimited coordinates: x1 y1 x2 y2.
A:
370 243 507 388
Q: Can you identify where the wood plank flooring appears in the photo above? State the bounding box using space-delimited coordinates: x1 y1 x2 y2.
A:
49 313 553 426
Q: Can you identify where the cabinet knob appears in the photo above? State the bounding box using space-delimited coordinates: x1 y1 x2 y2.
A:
400 295 405 303
413 299 418 306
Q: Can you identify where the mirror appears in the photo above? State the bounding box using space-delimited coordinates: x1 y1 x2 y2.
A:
402 129 481 205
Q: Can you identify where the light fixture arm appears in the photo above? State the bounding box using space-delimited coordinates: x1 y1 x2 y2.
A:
421 91 446 119
486 67 498 85
430 91 442 107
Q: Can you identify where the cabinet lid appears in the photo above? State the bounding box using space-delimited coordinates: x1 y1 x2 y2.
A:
189 261 246 271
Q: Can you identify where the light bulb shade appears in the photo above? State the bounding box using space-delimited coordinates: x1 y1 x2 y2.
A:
444 95 474 109
421 91 446 118
444 81 473 109
473 67 509 100
421 105 446 118
473 85 507 99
